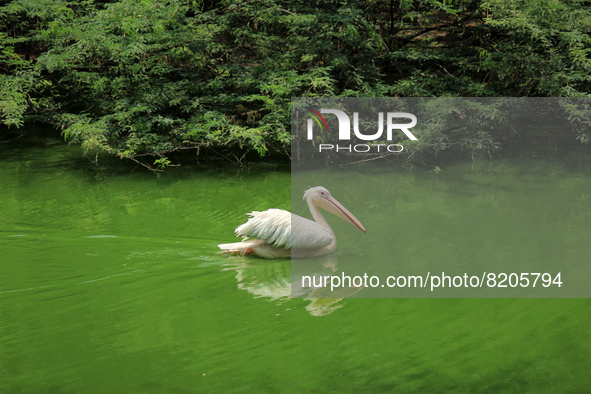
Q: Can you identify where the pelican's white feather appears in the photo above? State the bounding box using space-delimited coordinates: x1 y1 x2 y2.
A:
236 209 292 248
234 209 333 250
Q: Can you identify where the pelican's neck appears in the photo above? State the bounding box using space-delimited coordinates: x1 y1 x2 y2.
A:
306 198 334 236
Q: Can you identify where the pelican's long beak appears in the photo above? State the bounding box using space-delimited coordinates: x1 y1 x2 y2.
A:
319 196 367 233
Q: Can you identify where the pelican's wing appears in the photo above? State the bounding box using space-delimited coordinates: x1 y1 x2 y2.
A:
235 209 333 250
235 209 292 248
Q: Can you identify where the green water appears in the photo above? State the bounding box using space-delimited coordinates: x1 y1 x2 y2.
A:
1 131 589 393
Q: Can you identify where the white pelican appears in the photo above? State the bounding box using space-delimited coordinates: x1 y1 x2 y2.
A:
218 186 366 258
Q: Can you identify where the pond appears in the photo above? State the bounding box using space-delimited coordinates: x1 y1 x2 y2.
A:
1 130 589 392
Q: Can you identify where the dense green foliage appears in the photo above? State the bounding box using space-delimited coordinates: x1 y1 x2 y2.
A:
1 0 591 168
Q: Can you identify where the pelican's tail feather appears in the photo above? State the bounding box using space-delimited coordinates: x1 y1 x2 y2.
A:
218 239 266 256
218 239 291 259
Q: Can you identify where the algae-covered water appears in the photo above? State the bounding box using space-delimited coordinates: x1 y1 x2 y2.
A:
1 130 589 392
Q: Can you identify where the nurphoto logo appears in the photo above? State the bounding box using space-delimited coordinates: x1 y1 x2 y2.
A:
305 108 418 153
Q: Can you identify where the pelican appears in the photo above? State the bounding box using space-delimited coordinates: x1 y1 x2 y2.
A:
218 186 366 258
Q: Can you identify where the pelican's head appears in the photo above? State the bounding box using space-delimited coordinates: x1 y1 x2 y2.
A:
304 186 366 233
